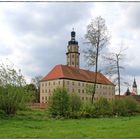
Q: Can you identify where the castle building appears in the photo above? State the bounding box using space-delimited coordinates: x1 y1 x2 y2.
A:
40 30 115 103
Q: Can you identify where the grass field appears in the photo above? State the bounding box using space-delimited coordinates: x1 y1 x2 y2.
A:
0 109 140 138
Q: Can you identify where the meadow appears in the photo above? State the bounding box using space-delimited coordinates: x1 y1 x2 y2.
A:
0 109 140 138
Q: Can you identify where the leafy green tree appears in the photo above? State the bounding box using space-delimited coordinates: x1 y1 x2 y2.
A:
0 60 26 86
25 83 38 102
48 88 69 118
0 59 32 115
0 85 31 115
69 93 82 118
94 97 110 116
31 75 43 102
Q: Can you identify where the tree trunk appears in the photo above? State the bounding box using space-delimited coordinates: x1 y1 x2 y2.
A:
116 54 121 97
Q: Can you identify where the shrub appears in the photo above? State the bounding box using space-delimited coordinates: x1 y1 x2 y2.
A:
111 98 127 116
48 88 70 118
0 85 31 115
111 97 138 116
69 93 81 111
94 97 111 117
80 102 96 118
123 96 138 115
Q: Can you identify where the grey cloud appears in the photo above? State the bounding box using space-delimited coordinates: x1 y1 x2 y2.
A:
4 3 93 37
126 4 140 30
1 2 95 79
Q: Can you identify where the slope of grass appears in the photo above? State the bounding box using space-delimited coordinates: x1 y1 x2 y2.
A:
0 109 140 138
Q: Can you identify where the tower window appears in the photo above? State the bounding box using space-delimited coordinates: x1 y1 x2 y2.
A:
72 55 74 58
72 62 74 65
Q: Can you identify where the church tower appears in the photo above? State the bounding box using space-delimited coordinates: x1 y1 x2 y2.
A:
132 77 138 95
66 30 80 68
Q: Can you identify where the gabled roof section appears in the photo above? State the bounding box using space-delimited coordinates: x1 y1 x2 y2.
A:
41 64 114 86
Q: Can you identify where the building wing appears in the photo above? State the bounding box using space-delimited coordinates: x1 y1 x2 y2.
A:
41 64 114 86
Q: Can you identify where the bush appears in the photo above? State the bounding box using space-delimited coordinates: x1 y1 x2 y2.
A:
110 98 125 116
80 102 96 118
69 93 82 118
94 97 111 117
123 96 138 115
111 97 138 116
48 88 69 118
0 85 31 115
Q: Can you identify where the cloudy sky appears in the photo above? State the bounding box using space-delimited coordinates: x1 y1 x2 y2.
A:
0 2 140 94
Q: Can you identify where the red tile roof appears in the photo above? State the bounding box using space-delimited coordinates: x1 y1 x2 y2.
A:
41 64 114 85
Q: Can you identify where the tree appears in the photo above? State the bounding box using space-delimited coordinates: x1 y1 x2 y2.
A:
0 59 31 115
0 59 26 86
69 93 81 113
48 88 69 118
25 83 38 102
103 47 126 96
31 75 43 102
83 16 110 103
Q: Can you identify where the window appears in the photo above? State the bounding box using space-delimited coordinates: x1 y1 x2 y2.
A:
45 97 47 100
82 83 84 86
72 62 74 65
82 90 84 93
67 81 69 85
58 81 60 85
45 83 47 86
42 89 44 93
72 55 74 58
42 83 44 87
78 82 80 86
42 96 44 100
45 89 47 93
72 82 74 85
53 81 55 85
78 89 80 93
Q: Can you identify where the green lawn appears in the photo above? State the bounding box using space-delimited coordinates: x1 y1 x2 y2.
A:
0 109 140 138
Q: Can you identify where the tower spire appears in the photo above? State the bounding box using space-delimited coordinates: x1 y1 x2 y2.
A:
132 77 138 95
66 30 80 68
